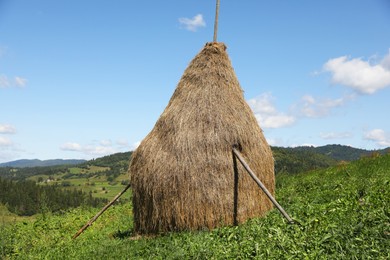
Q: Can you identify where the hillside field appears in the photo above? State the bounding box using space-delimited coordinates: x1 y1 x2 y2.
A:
1 153 389 259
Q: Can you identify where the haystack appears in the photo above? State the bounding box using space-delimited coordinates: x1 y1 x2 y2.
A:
128 42 275 234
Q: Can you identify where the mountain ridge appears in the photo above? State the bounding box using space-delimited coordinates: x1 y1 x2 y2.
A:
0 159 87 168
1 144 388 168
292 144 389 161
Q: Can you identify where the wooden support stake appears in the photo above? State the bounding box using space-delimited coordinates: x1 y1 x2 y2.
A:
232 149 239 226
72 183 131 239
213 0 220 42
232 148 294 224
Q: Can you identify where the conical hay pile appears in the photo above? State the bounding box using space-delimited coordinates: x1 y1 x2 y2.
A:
128 42 275 234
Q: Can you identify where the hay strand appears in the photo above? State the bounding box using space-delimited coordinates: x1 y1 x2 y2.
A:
128 42 275 234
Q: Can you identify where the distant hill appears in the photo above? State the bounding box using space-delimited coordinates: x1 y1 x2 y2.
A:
85 152 132 168
270 144 389 174
0 159 87 168
0 144 388 174
271 146 338 174
292 144 390 161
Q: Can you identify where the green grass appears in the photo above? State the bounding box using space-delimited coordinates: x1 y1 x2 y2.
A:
68 165 110 175
81 180 127 200
56 177 129 200
1 155 389 259
0 204 36 225
27 164 129 200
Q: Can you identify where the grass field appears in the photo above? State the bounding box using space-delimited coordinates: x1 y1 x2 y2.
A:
24 164 130 200
0 204 36 225
1 154 389 259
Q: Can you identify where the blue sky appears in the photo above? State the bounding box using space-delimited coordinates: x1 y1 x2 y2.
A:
1 0 390 162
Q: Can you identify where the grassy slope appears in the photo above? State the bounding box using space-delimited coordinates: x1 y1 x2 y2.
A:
1 155 389 259
0 204 35 225
27 165 128 200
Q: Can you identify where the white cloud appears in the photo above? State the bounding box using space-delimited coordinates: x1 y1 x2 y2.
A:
100 139 112 147
179 14 206 32
83 145 117 156
0 74 10 88
382 50 390 70
247 93 296 129
364 129 390 147
61 141 115 156
0 74 27 88
0 135 22 160
248 91 353 129
320 131 352 140
60 138 135 157
323 51 390 94
60 142 83 151
259 114 296 129
131 141 141 150
291 143 318 148
266 137 290 147
0 123 23 161
116 138 129 147
0 137 13 147
0 124 16 134
296 94 351 118
14 77 27 87
266 138 277 146
0 48 26 89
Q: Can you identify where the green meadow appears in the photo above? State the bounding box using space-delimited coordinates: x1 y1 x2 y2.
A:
1 154 389 259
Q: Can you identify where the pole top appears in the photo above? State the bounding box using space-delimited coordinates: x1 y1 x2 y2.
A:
213 0 220 42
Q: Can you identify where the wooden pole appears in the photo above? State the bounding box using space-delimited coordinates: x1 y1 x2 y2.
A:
72 183 131 239
232 148 294 224
213 0 220 42
232 150 239 226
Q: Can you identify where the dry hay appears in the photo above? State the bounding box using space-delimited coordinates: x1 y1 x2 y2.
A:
128 42 275 234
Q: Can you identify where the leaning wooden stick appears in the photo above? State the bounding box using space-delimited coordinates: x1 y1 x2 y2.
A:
213 0 220 42
72 183 131 239
232 148 294 224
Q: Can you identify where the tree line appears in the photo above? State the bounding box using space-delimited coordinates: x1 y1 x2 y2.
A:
0 165 69 181
272 146 337 174
0 177 107 216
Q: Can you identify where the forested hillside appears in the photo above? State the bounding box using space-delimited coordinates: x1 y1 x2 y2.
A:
0 145 387 218
272 144 389 174
0 153 132 217
272 146 337 174
0 177 107 216
293 144 390 161
1 145 384 181
0 152 132 181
